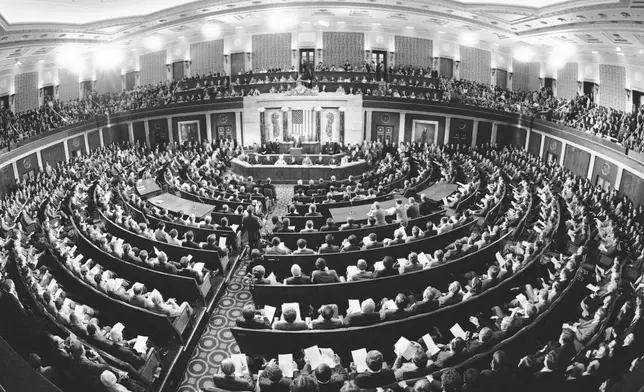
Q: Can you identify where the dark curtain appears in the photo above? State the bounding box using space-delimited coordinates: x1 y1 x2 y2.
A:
173 61 185 81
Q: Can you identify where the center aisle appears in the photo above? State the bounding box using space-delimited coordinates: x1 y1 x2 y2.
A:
177 185 293 392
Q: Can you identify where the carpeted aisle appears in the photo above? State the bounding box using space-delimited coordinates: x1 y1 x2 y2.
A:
177 185 293 391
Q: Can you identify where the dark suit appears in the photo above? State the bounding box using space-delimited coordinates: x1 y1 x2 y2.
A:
312 270 340 284
236 317 271 329
302 363 348 392
212 374 255 391
353 369 396 389
414 299 438 314
364 242 384 250
407 204 420 219
374 268 399 278
273 320 309 331
343 312 381 327
285 276 313 285
311 318 344 330
351 271 374 281
319 245 340 254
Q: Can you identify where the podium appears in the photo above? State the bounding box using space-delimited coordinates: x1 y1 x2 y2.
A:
302 142 321 154
279 141 294 154
290 148 303 156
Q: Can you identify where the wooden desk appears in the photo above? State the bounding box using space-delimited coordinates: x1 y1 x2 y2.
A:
328 195 404 222
231 159 367 184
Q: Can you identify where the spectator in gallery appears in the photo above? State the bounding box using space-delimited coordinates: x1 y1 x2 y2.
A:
293 239 316 255
311 258 340 284
284 264 312 285
318 234 341 254
236 304 271 329
305 204 322 217
272 307 308 331
210 358 255 391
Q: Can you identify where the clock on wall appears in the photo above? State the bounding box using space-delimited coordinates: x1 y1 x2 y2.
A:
219 114 229 124
380 113 391 124
549 141 558 151
601 163 610 176
23 157 31 169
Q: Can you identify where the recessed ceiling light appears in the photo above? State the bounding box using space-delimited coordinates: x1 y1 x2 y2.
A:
318 20 329 27
178 36 184 39
131 48 137 51
38 59 44 62
493 43 500 46
617 52 625 56
406 26 414 29
302 21 311 24
616 46 621 52
438 30 445 34
235 26 243 29
372 22 381 25
591 50 598 54
337 21 346 24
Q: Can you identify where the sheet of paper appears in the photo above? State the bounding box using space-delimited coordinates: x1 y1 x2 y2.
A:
111 322 125 335
304 345 323 368
373 261 384 271
351 349 368 373
495 252 505 264
114 278 124 288
515 294 530 309
281 303 301 321
348 299 361 314
186 254 193 262
133 336 148 354
62 297 71 309
72 254 84 264
320 348 335 367
288 226 295 231
219 237 227 249
450 323 467 339
74 304 85 317
153 246 160 255
53 287 63 301
90 265 101 275
397 258 408 266
278 354 294 378
422 334 441 356
346 266 359 278
384 299 397 310
418 253 430 265
394 336 416 360
47 278 57 292
586 284 600 292
231 354 249 376
193 262 205 273
230 224 239 232
263 305 276 322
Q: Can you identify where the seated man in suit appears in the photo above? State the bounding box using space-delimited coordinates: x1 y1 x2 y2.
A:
341 235 361 252
320 218 339 232
432 337 466 369
406 197 420 220
293 239 316 254
311 258 340 284
414 286 441 314
236 304 271 329
285 264 312 285
348 259 373 281
301 361 348 392
259 360 296 392
182 231 202 249
264 237 292 255
380 293 417 321
572 308 606 344
393 348 430 380
374 256 399 278
438 281 464 307
203 233 229 258
343 298 381 327
275 218 295 233
362 233 383 250
399 252 423 274
464 327 495 356
210 358 255 391
312 305 344 330
318 234 340 253
154 222 169 242
273 307 309 331
339 217 361 231
305 204 322 217
352 350 396 388
300 220 317 233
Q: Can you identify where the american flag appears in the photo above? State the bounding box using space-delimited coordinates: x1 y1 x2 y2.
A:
291 108 316 141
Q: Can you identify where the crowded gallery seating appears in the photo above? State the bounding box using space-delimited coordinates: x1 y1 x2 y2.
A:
1 3 644 392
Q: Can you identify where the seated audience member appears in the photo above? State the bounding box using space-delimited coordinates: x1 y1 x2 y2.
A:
305 205 322 217
339 217 361 231
343 298 381 327
154 222 169 242
311 258 340 284
380 293 416 321
293 239 316 254
320 218 339 232
433 337 467 369
236 304 271 329
259 360 295 392
438 281 463 307
362 233 383 249
285 264 312 285
415 286 441 314
341 235 361 252
300 221 317 233
374 256 399 278
348 259 373 281
275 218 295 233
352 350 396 388
251 265 273 285
264 237 292 255
312 305 344 330
182 231 202 249
273 307 308 331
399 252 423 274
211 358 255 391
203 233 228 257
301 361 348 392
393 348 429 380
318 234 340 253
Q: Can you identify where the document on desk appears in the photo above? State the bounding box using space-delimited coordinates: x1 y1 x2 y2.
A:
278 354 294 377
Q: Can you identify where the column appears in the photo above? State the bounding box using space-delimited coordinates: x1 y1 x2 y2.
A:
144 120 151 148
36 151 44 171
444 117 451 145
12 162 18 180
398 113 406 144
524 128 531 151
471 120 479 148
99 127 105 147
84 132 90 153
558 141 566 166
491 123 498 145
128 122 134 143
288 109 293 139
167 118 174 145
615 166 624 191
205 113 213 142
235 111 243 145
365 109 373 141
587 154 596 180
539 134 545 158
63 139 70 161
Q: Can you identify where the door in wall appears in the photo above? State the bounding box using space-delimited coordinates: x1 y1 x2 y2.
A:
300 49 314 71
632 89 644 111
42 85 54 98
231 53 245 76
544 78 555 91
583 81 597 102
125 72 137 90
173 61 185 81
0 95 9 110
372 51 387 82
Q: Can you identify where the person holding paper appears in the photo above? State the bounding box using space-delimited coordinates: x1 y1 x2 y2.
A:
399 253 423 274
432 337 466 369
264 237 292 255
340 235 361 252
203 234 229 258
108 329 146 368
318 235 341 254
343 299 381 327
285 264 312 285
380 293 416 321
414 286 441 314
393 348 429 380
339 217 361 231
301 361 348 392
362 233 383 250
438 282 463 307
273 307 309 331
348 259 373 282
210 358 255 391
149 289 193 318
374 256 399 278
351 350 396 388
259 360 296 392
312 305 344 330
235 304 271 329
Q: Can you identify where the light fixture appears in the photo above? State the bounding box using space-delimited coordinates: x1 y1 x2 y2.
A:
318 20 329 27
144 35 162 50
592 50 599 54
178 36 184 39
281 106 290 112
493 43 500 47
301 21 311 24
616 46 622 52
617 52 625 56
314 106 322 112
202 23 221 38
437 30 445 34
94 43 124 70
258 107 266 113
337 21 346 24
406 26 414 29
235 26 243 29
372 22 381 26
38 59 44 63
14 59 21 66
461 32 479 46
513 46 535 62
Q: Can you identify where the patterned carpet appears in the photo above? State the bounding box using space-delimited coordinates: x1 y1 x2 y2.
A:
177 185 293 391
